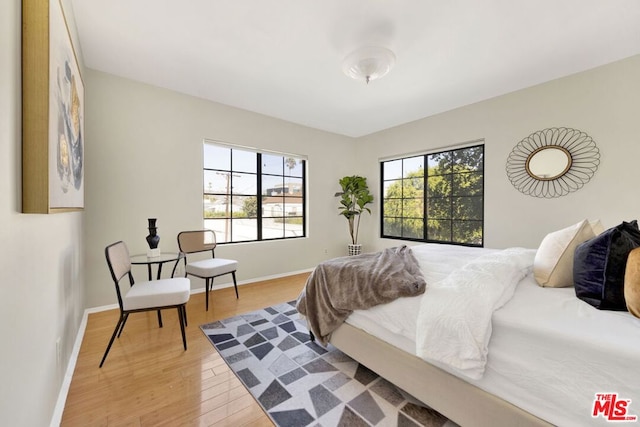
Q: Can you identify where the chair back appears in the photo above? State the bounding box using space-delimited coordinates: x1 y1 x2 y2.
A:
177 230 217 255
105 241 133 283
105 241 134 310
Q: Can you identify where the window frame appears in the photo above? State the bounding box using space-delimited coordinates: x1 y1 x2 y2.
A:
380 143 484 247
203 141 306 244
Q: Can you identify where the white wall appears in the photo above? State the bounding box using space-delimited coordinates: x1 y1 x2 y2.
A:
84 70 355 307
355 55 640 251
0 1 85 426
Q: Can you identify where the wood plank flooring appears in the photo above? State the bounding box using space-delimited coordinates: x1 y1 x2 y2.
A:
61 273 309 426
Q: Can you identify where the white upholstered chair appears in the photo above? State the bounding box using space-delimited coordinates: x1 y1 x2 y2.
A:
177 230 238 311
100 241 190 368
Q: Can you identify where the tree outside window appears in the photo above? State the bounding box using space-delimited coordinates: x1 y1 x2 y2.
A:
381 144 483 246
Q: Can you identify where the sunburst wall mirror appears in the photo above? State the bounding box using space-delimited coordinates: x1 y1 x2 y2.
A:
506 127 600 198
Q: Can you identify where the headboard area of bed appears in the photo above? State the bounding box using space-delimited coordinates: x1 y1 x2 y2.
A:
533 218 640 315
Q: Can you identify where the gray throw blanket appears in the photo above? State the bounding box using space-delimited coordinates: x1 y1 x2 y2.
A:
296 245 427 345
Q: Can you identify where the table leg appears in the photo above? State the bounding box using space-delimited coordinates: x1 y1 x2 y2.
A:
146 264 152 281
152 264 162 326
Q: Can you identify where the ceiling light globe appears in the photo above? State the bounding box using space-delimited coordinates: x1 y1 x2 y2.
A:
342 46 396 84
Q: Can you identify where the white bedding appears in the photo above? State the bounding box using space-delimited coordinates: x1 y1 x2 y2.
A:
415 246 535 379
347 244 640 426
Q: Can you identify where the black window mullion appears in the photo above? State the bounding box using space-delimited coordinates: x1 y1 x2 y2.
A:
448 173 454 241
380 161 385 237
302 160 306 234
256 153 263 241
229 151 234 241
279 173 285 235
400 159 404 237
422 154 427 241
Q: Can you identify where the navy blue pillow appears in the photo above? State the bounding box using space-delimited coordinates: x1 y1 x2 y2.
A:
573 220 640 310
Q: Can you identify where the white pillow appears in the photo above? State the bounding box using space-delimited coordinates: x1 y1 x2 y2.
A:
534 220 596 288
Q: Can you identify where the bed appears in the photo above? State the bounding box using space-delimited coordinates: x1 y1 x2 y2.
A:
297 242 640 427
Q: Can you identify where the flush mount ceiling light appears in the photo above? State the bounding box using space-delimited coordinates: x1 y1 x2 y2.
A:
342 46 396 84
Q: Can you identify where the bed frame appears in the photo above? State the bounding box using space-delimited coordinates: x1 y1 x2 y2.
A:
329 322 553 427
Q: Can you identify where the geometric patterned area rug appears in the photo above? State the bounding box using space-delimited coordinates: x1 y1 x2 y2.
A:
200 301 458 427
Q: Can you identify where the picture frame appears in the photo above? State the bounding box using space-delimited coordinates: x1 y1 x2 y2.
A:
22 0 85 213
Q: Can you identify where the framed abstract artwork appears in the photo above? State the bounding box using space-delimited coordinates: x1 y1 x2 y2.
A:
22 0 84 213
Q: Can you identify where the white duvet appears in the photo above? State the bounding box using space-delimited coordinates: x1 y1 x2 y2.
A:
350 244 535 379
414 246 535 379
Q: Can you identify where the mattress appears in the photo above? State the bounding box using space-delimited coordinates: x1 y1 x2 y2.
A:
346 244 640 426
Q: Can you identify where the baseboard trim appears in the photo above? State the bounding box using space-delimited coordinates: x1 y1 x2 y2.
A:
49 309 89 427
49 268 312 426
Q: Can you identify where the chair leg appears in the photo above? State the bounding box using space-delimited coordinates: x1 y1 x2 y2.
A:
100 314 125 368
182 304 188 327
232 271 239 299
206 277 211 311
178 305 187 350
116 313 129 338
157 309 163 328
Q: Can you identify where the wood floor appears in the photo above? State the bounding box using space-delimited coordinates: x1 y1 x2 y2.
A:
61 273 310 427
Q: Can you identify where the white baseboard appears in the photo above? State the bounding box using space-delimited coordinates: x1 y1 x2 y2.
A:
49 268 312 425
49 309 89 427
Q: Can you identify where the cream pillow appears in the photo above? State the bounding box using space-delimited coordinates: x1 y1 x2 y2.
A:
590 219 605 236
534 220 596 287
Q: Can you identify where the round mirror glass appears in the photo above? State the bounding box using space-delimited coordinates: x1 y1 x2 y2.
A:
526 146 571 180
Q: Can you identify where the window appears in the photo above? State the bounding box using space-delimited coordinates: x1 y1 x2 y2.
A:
381 144 484 246
203 141 306 243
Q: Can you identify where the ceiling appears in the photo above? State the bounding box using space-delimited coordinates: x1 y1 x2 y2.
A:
69 0 640 138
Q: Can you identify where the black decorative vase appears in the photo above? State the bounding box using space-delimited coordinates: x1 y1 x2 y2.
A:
146 218 160 249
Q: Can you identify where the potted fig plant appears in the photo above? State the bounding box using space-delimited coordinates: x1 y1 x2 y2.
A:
336 175 374 255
